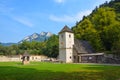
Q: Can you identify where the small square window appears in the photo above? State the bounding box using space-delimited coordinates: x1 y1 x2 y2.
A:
69 34 71 38
61 35 63 38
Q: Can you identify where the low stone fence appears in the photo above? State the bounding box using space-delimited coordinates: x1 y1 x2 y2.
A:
103 54 120 64
0 55 22 62
30 55 48 61
0 55 48 62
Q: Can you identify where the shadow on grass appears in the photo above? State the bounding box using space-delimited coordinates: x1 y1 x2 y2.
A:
82 64 120 80
0 64 120 80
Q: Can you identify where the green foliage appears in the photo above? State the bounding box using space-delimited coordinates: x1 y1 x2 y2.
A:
0 45 6 55
72 0 120 53
91 7 116 31
0 35 59 58
111 44 120 55
44 35 59 58
101 23 120 51
73 18 104 51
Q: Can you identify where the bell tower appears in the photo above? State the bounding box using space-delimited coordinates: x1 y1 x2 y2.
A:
59 25 74 63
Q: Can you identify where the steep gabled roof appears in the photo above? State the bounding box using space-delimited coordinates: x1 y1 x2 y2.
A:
74 39 95 53
59 25 73 34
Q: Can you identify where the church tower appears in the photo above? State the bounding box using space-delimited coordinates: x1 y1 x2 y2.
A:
59 25 74 63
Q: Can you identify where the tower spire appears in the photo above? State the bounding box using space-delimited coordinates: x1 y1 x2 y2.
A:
59 25 73 34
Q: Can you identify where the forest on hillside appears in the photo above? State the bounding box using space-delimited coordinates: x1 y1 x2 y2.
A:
0 0 120 57
72 0 120 54
0 35 59 58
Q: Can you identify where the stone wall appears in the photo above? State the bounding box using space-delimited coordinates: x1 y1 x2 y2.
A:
30 55 48 61
0 55 22 62
0 55 48 62
104 54 120 64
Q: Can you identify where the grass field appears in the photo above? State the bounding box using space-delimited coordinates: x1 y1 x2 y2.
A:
0 62 120 80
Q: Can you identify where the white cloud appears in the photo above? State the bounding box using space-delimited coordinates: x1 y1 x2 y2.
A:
54 0 66 3
0 0 33 28
12 16 34 27
50 15 73 22
0 7 33 27
49 10 92 23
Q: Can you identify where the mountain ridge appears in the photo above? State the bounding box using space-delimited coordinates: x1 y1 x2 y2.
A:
0 32 53 46
19 32 53 43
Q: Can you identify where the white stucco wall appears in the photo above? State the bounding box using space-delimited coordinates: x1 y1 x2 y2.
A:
66 49 73 63
59 32 74 63
65 32 74 48
59 49 66 62
59 33 65 49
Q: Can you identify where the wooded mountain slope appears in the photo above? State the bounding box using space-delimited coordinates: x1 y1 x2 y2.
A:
72 0 120 54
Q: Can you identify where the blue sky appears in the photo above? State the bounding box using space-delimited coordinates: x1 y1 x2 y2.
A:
0 0 111 43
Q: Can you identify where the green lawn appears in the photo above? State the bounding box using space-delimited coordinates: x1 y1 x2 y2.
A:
0 62 120 80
